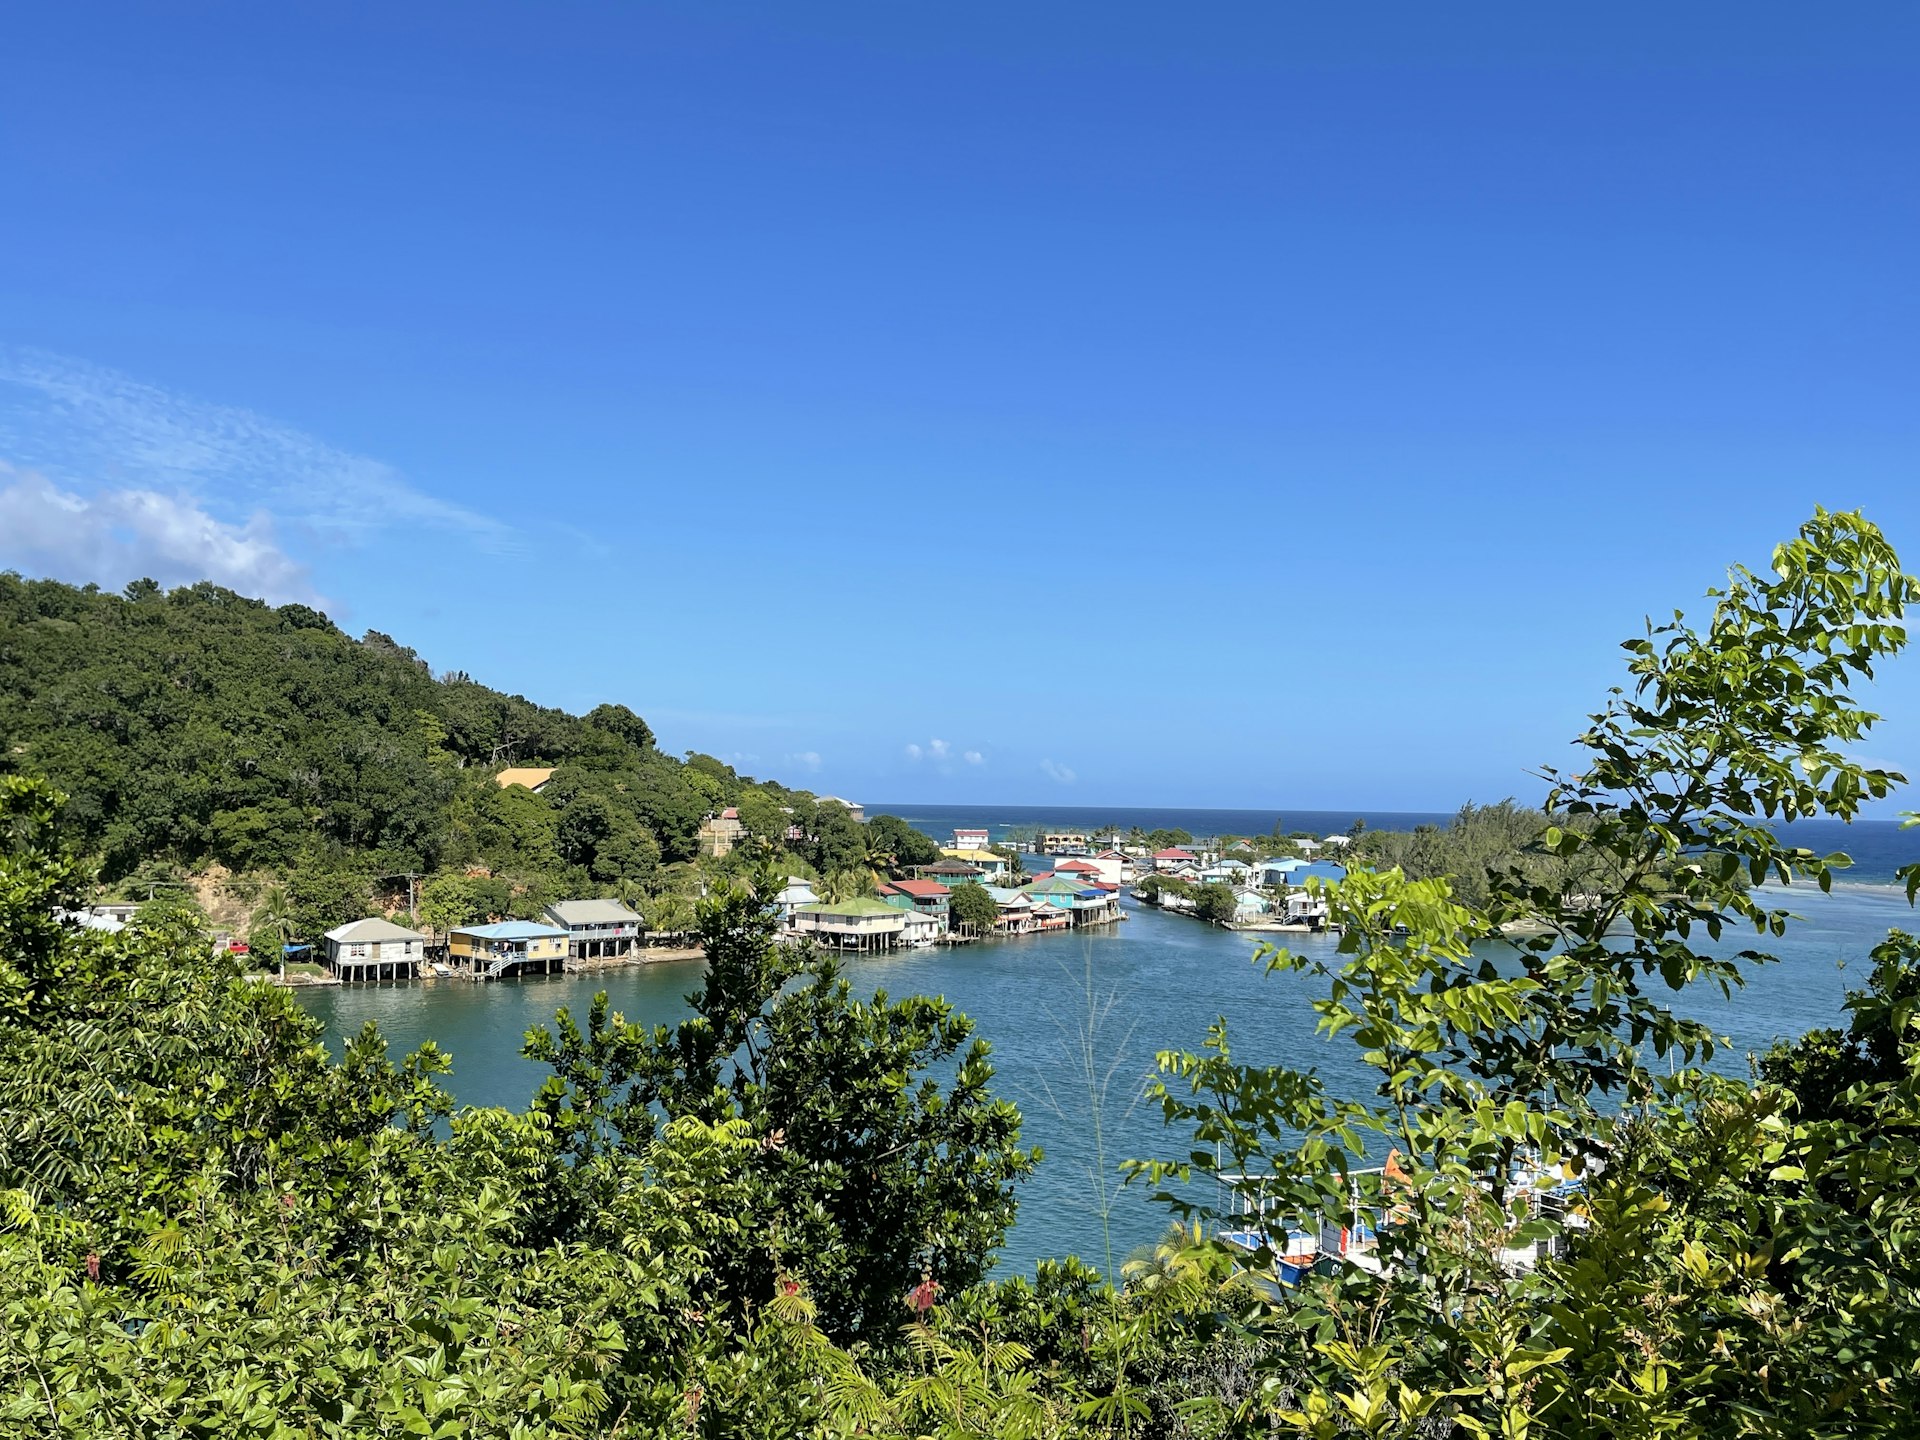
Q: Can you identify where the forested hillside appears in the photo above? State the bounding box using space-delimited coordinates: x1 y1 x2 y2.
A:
0 573 859 935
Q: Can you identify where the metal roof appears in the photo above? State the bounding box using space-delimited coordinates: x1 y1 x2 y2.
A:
797 898 903 919
544 899 644 926
453 920 567 940
888 878 953 898
324 917 426 944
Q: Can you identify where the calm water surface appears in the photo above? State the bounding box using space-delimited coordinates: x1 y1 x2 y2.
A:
300 882 1915 1276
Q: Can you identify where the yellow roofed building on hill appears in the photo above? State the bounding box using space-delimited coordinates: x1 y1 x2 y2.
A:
494 767 555 793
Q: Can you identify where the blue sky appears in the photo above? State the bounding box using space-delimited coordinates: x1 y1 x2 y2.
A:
3 4 1918 810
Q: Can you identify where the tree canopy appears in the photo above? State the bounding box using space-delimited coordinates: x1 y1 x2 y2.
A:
4 511 1920 1437
0 574 852 939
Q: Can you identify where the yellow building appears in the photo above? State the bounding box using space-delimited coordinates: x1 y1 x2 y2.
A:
448 920 569 978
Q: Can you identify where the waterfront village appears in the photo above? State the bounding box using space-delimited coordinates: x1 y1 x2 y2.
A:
57 776 1352 985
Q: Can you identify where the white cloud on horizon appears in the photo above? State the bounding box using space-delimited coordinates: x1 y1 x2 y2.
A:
0 345 516 559
1039 758 1077 784
0 464 321 605
963 749 984 765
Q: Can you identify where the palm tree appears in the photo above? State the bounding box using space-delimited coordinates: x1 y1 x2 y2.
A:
643 893 695 944
861 834 897 886
821 868 876 904
1121 1220 1233 1306
251 884 296 974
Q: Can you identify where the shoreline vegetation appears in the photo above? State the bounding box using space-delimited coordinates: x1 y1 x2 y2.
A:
5 510 1920 1434
3 514 1920 1436
2 572 1864 985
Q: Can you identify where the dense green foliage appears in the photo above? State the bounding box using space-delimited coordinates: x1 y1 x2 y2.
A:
1344 798 1616 910
5 510 1920 1438
0 779 1036 1435
948 880 1000 934
0 573 897 938
525 888 1037 1341
1191 881 1238 925
1131 507 1920 1437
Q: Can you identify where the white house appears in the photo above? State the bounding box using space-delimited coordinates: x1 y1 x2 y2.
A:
1087 849 1133 886
324 917 426 982
1285 890 1332 928
952 827 990 851
899 908 945 946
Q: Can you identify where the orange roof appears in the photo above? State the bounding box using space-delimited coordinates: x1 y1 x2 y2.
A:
889 878 953 899
496 767 555 790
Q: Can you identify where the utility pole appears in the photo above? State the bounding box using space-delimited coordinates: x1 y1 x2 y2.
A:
377 871 423 915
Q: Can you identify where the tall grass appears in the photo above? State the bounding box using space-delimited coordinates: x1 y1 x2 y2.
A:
1019 942 1154 1280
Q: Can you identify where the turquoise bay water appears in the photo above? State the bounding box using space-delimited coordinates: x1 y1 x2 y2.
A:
298 874 1918 1277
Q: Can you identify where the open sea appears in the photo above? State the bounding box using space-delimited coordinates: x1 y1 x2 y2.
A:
299 808 1920 1278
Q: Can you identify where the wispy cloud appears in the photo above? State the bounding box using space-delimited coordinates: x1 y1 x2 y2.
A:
0 464 320 605
785 750 824 773
904 737 985 773
0 345 515 556
1039 758 1077 784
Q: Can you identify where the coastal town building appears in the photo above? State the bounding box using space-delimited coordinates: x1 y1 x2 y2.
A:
697 806 746 858
494 767 555 793
1041 830 1091 856
952 827 990 850
1022 876 1121 928
983 886 1041 934
899 908 945 946
1088 849 1133 887
323 917 426 981
542 898 645 962
448 921 569 978
1259 857 1308 886
915 857 988 887
792 897 906 951
1198 859 1252 885
876 878 953 917
819 796 866 823
941 848 1010 881
770 877 821 924
56 904 137 933
1285 890 1333 928
1152 846 1199 873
